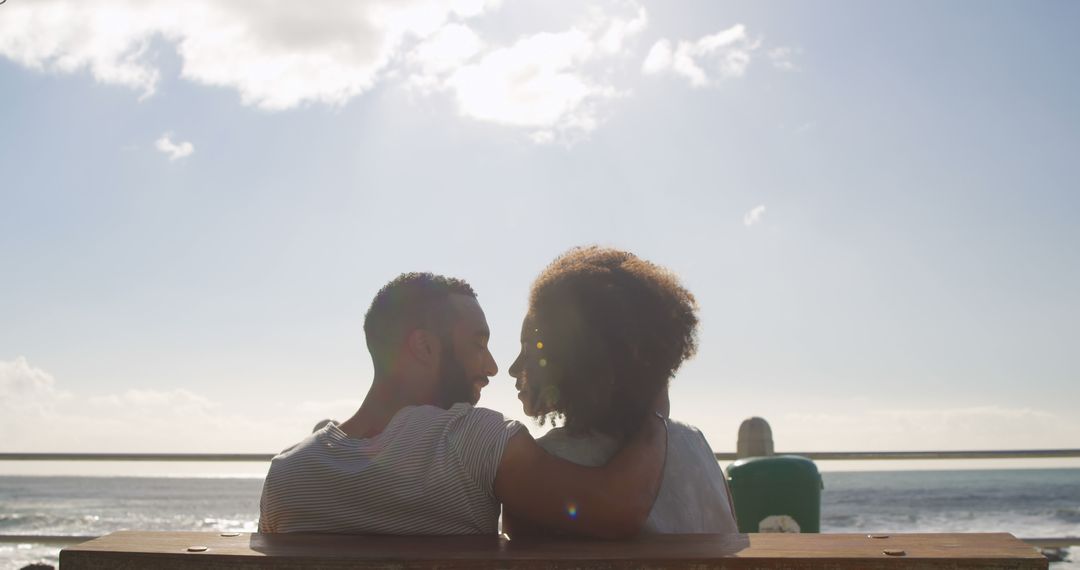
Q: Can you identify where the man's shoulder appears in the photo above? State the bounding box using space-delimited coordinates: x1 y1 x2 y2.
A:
357 404 490 439
446 404 522 435
394 403 511 426
457 404 513 423
271 432 320 461
265 432 327 483
267 404 521 472
379 403 521 445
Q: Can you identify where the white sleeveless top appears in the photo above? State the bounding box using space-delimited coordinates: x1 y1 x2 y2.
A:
537 419 738 533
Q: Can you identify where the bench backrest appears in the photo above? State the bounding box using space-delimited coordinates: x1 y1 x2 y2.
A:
60 531 1047 569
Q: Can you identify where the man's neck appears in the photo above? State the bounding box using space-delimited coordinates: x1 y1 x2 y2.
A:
337 376 413 439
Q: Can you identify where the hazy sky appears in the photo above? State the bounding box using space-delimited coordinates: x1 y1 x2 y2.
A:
1 0 1078 474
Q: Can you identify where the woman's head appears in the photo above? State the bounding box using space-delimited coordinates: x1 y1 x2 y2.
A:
509 246 699 437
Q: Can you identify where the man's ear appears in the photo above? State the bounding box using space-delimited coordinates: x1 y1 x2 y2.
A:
405 329 439 367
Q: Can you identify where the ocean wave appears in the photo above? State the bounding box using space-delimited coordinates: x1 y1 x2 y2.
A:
1054 508 1080 523
822 514 860 526
0 512 111 532
0 543 60 569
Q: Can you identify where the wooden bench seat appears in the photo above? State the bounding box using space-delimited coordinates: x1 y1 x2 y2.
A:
60 531 1048 569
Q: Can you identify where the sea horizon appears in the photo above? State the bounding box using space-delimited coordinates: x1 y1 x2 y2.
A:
3 467 1078 568
3 458 1079 479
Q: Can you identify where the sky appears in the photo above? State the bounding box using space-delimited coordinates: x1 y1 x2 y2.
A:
1 0 1078 476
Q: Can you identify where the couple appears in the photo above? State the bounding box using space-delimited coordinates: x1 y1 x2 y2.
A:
258 246 737 538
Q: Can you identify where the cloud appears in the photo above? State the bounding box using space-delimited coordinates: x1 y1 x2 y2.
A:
674 390 1080 458
407 22 485 85
88 388 216 414
413 4 647 143
0 357 335 453
593 5 648 55
155 133 194 161
0 1 165 97
743 204 766 226
768 46 799 71
642 24 760 86
295 399 363 422
779 406 1080 451
0 0 654 142
0 0 500 110
0 356 67 416
0 357 69 442
445 30 611 140
641 39 673 75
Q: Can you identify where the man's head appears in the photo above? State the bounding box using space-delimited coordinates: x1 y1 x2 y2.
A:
364 272 497 408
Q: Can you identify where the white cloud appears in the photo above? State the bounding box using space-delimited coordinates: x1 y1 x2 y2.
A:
447 30 601 130
155 133 194 161
768 46 799 71
0 1 167 97
594 5 648 55
642 39 673 75
0 357 335 453
0 356 67 416
295 398 363 418
643 24 761 86
409 4 647 143
529 130 557 145
743 204 766 226
0 0 501 110
408 23 485 83
779 406 1080 451
88 388 216 414
0 0 654 142
671 390 1080 461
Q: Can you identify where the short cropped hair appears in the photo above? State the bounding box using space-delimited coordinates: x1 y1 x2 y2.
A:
528 247 698 437
364 272 476 372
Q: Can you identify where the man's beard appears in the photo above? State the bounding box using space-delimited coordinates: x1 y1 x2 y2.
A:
435 339 477 408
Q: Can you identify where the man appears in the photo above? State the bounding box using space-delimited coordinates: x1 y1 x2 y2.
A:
259 272 667 538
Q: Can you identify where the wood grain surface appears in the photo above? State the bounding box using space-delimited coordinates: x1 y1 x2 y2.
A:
60 531 1048 569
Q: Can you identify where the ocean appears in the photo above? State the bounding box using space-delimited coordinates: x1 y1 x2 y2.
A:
2 468 1077 568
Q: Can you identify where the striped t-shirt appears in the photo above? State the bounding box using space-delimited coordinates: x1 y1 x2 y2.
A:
258 403 522 534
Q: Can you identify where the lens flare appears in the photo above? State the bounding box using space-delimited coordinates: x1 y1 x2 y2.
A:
566 502 578 519
539 358 547 368
536 341 544 350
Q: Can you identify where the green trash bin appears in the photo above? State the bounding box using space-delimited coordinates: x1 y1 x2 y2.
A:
726 455 822 533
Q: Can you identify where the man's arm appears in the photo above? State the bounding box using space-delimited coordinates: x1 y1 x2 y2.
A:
494 411 667 539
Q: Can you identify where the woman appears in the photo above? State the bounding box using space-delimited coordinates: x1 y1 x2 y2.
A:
506 246 737 535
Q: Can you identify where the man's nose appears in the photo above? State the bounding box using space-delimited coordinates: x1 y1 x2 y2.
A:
483 349 498 377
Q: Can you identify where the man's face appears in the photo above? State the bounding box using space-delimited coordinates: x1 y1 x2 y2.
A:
435 294 497 408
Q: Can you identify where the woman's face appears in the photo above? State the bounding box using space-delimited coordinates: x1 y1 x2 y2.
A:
508 315 555 417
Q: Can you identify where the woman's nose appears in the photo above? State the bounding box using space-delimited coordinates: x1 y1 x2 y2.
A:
508 353 523 378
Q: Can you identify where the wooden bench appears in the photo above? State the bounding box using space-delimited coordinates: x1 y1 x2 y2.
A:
60 531 1048 569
